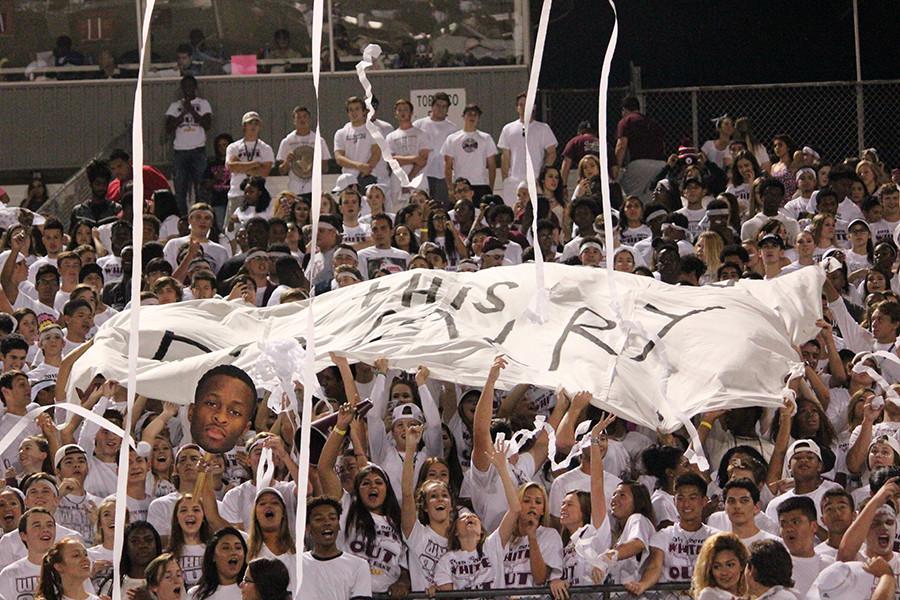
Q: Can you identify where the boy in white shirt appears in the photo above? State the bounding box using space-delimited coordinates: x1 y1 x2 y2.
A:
277 105 332 196
776 496 833 596
719 478 781 547
624 473 719 596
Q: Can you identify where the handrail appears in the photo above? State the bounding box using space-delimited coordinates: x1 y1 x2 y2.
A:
0 57 314 76
372 581 691 598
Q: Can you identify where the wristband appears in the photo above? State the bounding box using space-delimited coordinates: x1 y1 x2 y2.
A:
334 427 348 436
699 421 713 430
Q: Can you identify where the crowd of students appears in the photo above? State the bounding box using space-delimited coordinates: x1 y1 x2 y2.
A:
0 87 900 600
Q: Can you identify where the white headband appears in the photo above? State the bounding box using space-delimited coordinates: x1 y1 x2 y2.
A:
706 208 730 217
579 241 604 254
795 167 816 181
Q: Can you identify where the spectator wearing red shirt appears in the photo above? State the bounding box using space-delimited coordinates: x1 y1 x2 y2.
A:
613 96 666 203
107 148 171 204
560 120 600 192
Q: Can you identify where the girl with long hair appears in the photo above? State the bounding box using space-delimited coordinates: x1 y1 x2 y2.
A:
149 434 177 497
416 451 463 503
167 494 212 586
228 176 273 233
857 159 882 196
605 481 656 585
786 230 816 271
846 219 874 273
539 165 567 226
550 418 614 598
23 177 49 212
99 520 161 596
35 537 98 600
392 224 419 254
572 155 601 201
246 489 296 592
189 526 246 600
770 134 798 201
497 481 564 589
402 425 452 594
87 497 127 590
811 213 839 262
152 190 182 242
690 532 749 600
620 195 651 246
695 231 724 284
17 435 52 478
434 438 522 593
426 208 467 266
701 114 735 169
725 150 762 217
319 410 406 597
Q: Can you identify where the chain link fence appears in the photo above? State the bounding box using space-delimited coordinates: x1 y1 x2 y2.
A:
542 79 900 170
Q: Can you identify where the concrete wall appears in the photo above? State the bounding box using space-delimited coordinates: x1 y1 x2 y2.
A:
0 65 528 176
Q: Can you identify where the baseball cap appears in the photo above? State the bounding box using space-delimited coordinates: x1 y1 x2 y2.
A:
847 218 870 233
392 403 424 425
868 434 900 461
54 443 87 468
787 439 822 464
241 111 261 125
758 234 785 249
806 561 869 600
332 173 357 193
30 379 55 401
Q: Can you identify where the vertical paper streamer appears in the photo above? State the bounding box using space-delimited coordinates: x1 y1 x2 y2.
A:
592 0 708 468
295 0 324 593
112 1 152 599
523 0 552 323
355 45 425 200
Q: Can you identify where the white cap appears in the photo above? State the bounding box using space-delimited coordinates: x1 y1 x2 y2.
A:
332 173 357 193
54 443 87 468
241 111 261 125
391 403 424 425
806 561 870 600
868 434 900 462
787 439 822 464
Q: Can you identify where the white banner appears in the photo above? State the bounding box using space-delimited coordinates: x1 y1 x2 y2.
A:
68 264 823 432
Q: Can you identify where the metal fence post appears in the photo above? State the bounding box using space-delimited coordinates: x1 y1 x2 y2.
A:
691 90 699 148
856 82 865 154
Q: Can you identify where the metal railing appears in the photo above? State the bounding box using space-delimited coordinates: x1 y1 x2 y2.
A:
373 582 691 599
541 78 900 169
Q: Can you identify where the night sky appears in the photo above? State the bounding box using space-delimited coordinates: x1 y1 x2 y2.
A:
536 0 900 89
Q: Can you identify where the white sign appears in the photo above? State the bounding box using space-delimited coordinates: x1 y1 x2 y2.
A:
410 88 466 125
69 264 822 433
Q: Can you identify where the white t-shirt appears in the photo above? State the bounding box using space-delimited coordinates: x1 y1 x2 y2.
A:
165 98 213 150
676 207 707 238
433 529 505 591
96 254 122 285
464 454 536 533
651 489 679 526
649 523 719 583
342 222 373 245
440 130 498 186
621 225 652 246
386 125 431 177
88 544 114 591
255 543 297 593
334 122 389 181
497 119 558 181
356 246 410 280
700 140 730 169
562 520 612 586
298 551 372 600
225 138 275 199
413 117 460 179
339 510 405 593
547 467 620 518
609 513 655 584
405 521 449 591
188 583 241 600
0 556 95 600
178 543 207 586
790 551 834 596
163 235 231 274
126 494 151 523
498 526 563 588
765 480 842 529
276 130 332 195
83 455 118 499
56 492 102 544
